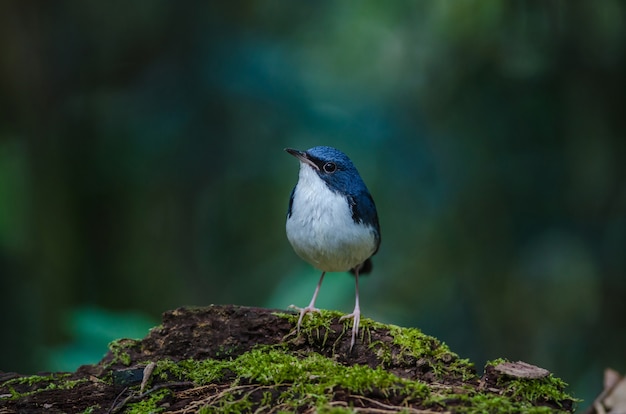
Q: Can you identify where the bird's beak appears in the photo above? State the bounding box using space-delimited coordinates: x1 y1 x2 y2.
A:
285 148 319 170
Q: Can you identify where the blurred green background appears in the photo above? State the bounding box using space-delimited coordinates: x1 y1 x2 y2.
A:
0 1 624 408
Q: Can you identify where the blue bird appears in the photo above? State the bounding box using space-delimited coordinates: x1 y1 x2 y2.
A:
285 146 381 350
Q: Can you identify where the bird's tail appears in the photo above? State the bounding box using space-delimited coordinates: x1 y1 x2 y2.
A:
350 258 373 276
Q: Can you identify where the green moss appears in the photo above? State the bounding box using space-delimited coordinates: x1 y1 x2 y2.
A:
3 373 67 388
197 392 254 414
108 338 137 366
237 347 427 398
431 388 573 414
2 373 86 400
156 358 224 384
487 357 508 366
80 405 101 414
433 388 574 414
277 309 477 384
361 319 476 383
274 309 577 412
499 373 575 408
484 359 577 408
389 324 476 380
0 309 576 413
275 309 342 347
154 345 428 412
136 312 573 413
315 407 356 414
149 346 574 413
124 388 169 414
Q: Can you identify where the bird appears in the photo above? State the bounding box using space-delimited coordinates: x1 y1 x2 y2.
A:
285 146 381 350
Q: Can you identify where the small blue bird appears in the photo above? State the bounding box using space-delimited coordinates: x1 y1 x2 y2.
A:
285 146 381 349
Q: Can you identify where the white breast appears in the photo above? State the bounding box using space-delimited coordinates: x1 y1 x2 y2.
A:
286 164 377 272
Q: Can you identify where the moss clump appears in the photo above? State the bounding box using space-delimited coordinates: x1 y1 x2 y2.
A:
274 309 341 347
429 375 575 414
80 405 101 414
197 392 254 414
444 392 557 414
1 373 86 400
155 345 428 412
157 358 225 384
484 359 577 410
148 345 575 413
270 309 574 413
235 347 428 397
108 338 137 366
277 309 476 383
506 376 571 405
124 389 170 414
0 305 576 413
385 324 475 381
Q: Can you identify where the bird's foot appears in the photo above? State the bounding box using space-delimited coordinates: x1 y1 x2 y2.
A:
289 304 322 332
339 309 361 351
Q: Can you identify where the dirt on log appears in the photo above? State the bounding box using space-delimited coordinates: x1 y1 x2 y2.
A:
0 305 576 413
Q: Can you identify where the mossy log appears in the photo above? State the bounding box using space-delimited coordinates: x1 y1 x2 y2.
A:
0 305 576 413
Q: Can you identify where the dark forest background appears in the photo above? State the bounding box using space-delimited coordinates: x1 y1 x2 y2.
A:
0 1 624 407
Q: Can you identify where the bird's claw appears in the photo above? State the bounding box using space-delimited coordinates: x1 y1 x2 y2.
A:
289 304 322 332
340 309 361 351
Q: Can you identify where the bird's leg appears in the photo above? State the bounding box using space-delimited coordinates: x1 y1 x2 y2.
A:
289 271 325 332
340 268 361 351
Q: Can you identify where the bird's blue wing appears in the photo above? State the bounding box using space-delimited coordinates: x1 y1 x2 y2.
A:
348 192 381 253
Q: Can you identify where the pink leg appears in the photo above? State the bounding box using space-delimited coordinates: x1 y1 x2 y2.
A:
290 272 325 332
340 268 361 350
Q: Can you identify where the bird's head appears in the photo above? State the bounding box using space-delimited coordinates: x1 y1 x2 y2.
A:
285 146 366 195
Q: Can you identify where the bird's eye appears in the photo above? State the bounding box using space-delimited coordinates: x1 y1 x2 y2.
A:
323 162 336 173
